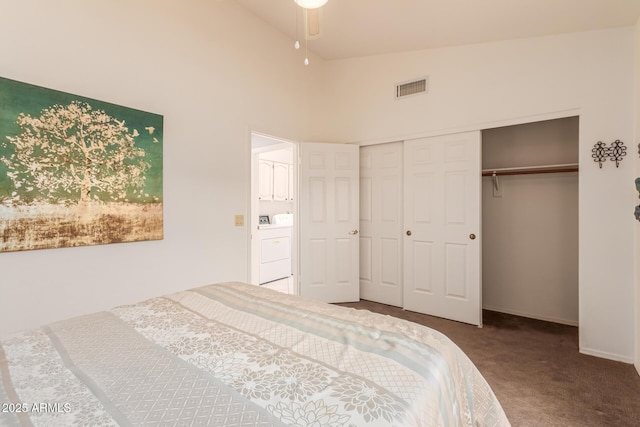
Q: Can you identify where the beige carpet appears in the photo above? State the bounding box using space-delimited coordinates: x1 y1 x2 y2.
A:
336 300 640 427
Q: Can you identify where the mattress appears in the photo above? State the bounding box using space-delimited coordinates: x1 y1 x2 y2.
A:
0 282 509 426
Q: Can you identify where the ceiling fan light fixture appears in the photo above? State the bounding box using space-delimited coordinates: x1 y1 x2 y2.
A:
294 0 328 9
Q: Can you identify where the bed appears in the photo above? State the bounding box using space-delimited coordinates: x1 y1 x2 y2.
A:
0 282 509 426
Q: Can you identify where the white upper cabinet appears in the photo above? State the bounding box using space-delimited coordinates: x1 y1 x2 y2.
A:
258 159 274 201
288 164 294 202
273 161 290 201
258 159 293 202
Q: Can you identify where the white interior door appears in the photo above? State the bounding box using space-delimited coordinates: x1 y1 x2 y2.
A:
403 131 482 325
300 142 359 303
359 142 403 307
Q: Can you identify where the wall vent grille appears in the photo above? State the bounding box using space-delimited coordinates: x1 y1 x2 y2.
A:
396 77 428 99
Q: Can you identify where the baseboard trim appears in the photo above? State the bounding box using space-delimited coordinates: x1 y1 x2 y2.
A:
482 305 578 327
579 347 634 364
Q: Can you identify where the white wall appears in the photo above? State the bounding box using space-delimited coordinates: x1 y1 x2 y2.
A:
482 119 579 325
0 0 324 337
322 29 636 362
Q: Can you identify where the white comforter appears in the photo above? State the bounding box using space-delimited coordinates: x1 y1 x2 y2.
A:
0 282 509 426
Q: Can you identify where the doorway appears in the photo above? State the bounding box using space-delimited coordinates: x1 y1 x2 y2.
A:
481 117 579 325
250 133 297 295
359 131 482 326
357 117 578 327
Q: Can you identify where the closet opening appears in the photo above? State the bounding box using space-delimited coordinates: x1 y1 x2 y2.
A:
481 116 579 327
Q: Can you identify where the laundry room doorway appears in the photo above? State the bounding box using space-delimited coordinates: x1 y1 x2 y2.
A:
250 133 297 295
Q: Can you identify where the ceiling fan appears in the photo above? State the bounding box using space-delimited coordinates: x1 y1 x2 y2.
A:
294 0 327 9
295 0 324 40
293 0 327 64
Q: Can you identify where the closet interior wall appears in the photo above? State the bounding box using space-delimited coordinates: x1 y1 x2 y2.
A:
481 117 579 325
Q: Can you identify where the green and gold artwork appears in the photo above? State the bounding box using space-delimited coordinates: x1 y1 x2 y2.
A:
0 77 163 252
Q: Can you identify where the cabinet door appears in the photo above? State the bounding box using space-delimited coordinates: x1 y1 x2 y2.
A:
258 160 273 201
273 162 289 201
288 164 294 201
259 228 292 284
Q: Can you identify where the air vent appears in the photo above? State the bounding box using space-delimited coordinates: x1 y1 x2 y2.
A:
396 77 428 99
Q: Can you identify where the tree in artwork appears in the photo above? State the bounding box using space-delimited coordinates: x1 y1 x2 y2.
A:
0 76 163 252
1 100 150 206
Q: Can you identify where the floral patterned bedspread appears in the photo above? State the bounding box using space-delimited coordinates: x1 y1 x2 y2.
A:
0 282 509 426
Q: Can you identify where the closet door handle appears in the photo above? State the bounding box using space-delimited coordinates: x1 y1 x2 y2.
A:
406 230 412 236
469 233 476 240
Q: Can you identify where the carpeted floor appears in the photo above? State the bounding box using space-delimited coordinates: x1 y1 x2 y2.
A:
335 300 640 427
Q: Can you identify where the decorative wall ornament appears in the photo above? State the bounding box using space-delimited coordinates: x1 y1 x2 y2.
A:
591 141 608 168
636 178 640 223
608 140 626 168
591 139 627 168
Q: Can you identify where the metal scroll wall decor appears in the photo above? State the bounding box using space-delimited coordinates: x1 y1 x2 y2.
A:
591 141 609 168
591 139 627 168
609 140 626 167
635 176 640 222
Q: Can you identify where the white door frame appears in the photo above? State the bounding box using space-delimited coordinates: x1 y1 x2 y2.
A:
357 109 580 325
248 132 299 295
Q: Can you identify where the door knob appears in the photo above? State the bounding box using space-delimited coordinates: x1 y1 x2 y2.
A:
349 229 359 235
406 230 412 236
469 233 476 240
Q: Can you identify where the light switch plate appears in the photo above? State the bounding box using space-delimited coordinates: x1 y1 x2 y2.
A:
234 214 244 227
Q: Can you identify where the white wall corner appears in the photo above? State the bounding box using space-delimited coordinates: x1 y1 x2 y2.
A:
634 16 640 376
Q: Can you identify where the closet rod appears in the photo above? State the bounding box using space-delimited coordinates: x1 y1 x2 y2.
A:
481 163 579 177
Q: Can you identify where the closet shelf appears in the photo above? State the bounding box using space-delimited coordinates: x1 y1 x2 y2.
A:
481 163 579 177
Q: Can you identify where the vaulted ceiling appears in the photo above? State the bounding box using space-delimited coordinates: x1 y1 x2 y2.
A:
236 0 640 60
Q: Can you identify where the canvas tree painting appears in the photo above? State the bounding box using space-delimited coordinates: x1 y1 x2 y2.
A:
0 77 163 252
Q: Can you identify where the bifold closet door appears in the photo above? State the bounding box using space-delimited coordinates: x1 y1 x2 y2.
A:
359 142 403 307
403 131 482 326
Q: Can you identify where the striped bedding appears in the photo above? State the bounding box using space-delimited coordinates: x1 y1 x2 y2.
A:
0 282 509 426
